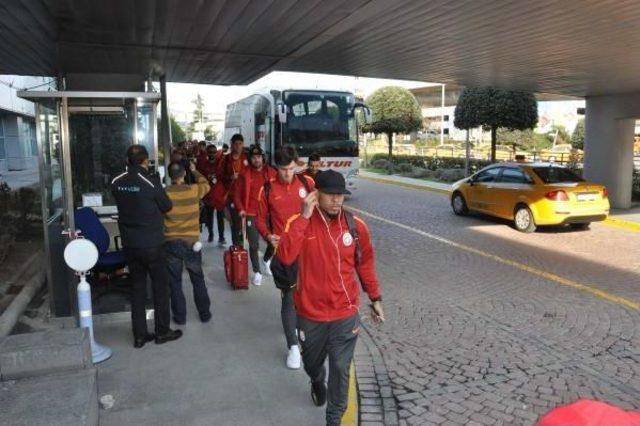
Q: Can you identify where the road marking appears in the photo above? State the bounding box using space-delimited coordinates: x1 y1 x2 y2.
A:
341 362 358 426
360 173 640 233
350 206 640 311
604 217 640 232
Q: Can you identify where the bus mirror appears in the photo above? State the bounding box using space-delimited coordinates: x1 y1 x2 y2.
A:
364 107 372 124
277 103 288 124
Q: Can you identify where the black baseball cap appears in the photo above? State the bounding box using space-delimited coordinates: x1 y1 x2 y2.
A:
315 170 351 195
249 145 264 157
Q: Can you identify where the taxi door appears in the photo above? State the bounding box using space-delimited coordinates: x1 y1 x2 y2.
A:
467 167 502 213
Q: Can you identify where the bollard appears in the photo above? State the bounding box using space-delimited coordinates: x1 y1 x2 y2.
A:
64 238 112 364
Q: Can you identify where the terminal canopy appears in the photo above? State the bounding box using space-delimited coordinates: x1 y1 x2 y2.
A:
1 0 640 96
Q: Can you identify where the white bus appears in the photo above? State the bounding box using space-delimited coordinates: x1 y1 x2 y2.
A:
224 88 370 190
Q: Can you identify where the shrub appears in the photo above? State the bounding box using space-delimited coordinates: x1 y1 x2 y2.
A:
439 168 466 183
369 153 492 174
0 186 41 263
372 159 390 169
409 167 435 179
396 163 414 173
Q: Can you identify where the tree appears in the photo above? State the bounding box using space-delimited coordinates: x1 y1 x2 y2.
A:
187 93 209 138
192 93 207 123
547 124 570 146
204 125 216 141
571 119 585 150
497 128 551 152
454 87 538 162
363 86 422 160
170 116 186 143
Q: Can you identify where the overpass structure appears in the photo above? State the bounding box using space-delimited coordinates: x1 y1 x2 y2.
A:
0 0 638 209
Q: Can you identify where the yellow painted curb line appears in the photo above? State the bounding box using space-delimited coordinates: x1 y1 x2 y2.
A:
604 217 640 233
360 174 452 195
341 363 358 426
350 206 640 312
361 174 640 233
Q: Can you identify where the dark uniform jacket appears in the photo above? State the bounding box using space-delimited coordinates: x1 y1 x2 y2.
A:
111 165 172 249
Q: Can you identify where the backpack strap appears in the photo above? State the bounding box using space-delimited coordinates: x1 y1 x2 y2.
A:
343 209 361 266
263 180 273 232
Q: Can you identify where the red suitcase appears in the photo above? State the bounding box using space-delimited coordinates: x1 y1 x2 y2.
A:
224 245 249 289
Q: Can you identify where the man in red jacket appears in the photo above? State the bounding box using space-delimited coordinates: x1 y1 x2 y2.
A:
234 145 276 286
301 152 322 180
277 169 384 426
198 144 225 244
218 134 248 246
257 146 315 370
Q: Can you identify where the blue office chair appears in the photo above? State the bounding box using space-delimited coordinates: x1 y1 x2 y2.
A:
74 207 129 297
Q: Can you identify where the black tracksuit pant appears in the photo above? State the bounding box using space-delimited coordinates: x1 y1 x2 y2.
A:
298 313 360 426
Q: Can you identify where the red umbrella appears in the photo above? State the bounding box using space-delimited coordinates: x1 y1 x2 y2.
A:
538 400 640 426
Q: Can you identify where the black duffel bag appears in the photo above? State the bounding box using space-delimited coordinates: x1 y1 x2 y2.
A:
270 256 298 290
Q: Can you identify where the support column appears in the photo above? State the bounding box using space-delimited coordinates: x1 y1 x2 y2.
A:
583 94 638 209
159 75 172 183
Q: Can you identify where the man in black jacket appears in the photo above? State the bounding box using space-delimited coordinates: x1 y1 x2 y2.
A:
112 145 183 348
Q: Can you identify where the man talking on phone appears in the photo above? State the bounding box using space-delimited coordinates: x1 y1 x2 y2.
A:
276 169 384 426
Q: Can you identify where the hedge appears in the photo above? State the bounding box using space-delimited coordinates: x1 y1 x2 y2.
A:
369 153 493 174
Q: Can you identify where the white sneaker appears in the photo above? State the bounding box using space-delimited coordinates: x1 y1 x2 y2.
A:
252 272 263 286
263 259 272 276
286 345 302 370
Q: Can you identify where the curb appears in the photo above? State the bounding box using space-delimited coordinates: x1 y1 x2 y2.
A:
341 363 358 425
353 324 399 425
603 216 640 233
359 174 452 195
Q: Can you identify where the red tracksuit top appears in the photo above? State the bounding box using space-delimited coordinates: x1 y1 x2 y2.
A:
277 209 381 322
256 174 315 240
233 166 277 216
197 159 218 208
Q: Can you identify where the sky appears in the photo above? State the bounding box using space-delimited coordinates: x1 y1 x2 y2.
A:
166 71 436 121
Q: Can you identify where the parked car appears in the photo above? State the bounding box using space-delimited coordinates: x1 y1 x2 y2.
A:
450 163 610 232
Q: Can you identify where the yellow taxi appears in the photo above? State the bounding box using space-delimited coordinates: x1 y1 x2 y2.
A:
450 163 610 232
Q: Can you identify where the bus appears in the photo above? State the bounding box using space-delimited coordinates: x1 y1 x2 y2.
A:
223 88 370 190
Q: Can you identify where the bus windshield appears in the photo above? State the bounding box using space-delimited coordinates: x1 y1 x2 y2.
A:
282 91 358 157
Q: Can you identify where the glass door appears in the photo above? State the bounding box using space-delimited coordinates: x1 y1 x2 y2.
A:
37 99 75 317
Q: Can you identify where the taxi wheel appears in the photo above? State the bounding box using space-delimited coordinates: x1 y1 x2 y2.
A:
570 222 590 231
514 205 536 233
451 192 468 216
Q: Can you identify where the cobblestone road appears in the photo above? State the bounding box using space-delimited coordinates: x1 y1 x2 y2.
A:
350 177 640 426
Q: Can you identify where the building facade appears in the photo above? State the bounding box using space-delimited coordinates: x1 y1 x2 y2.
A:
0 76 55 173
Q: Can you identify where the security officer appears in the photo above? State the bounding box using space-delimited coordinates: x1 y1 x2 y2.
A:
277 170 384 425
111 145 183 348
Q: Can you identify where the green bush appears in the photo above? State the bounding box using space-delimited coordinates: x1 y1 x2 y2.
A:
369 153 492 174
372 159 390 169
0 186 42 263
396 163 414 173
409 167 436 179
